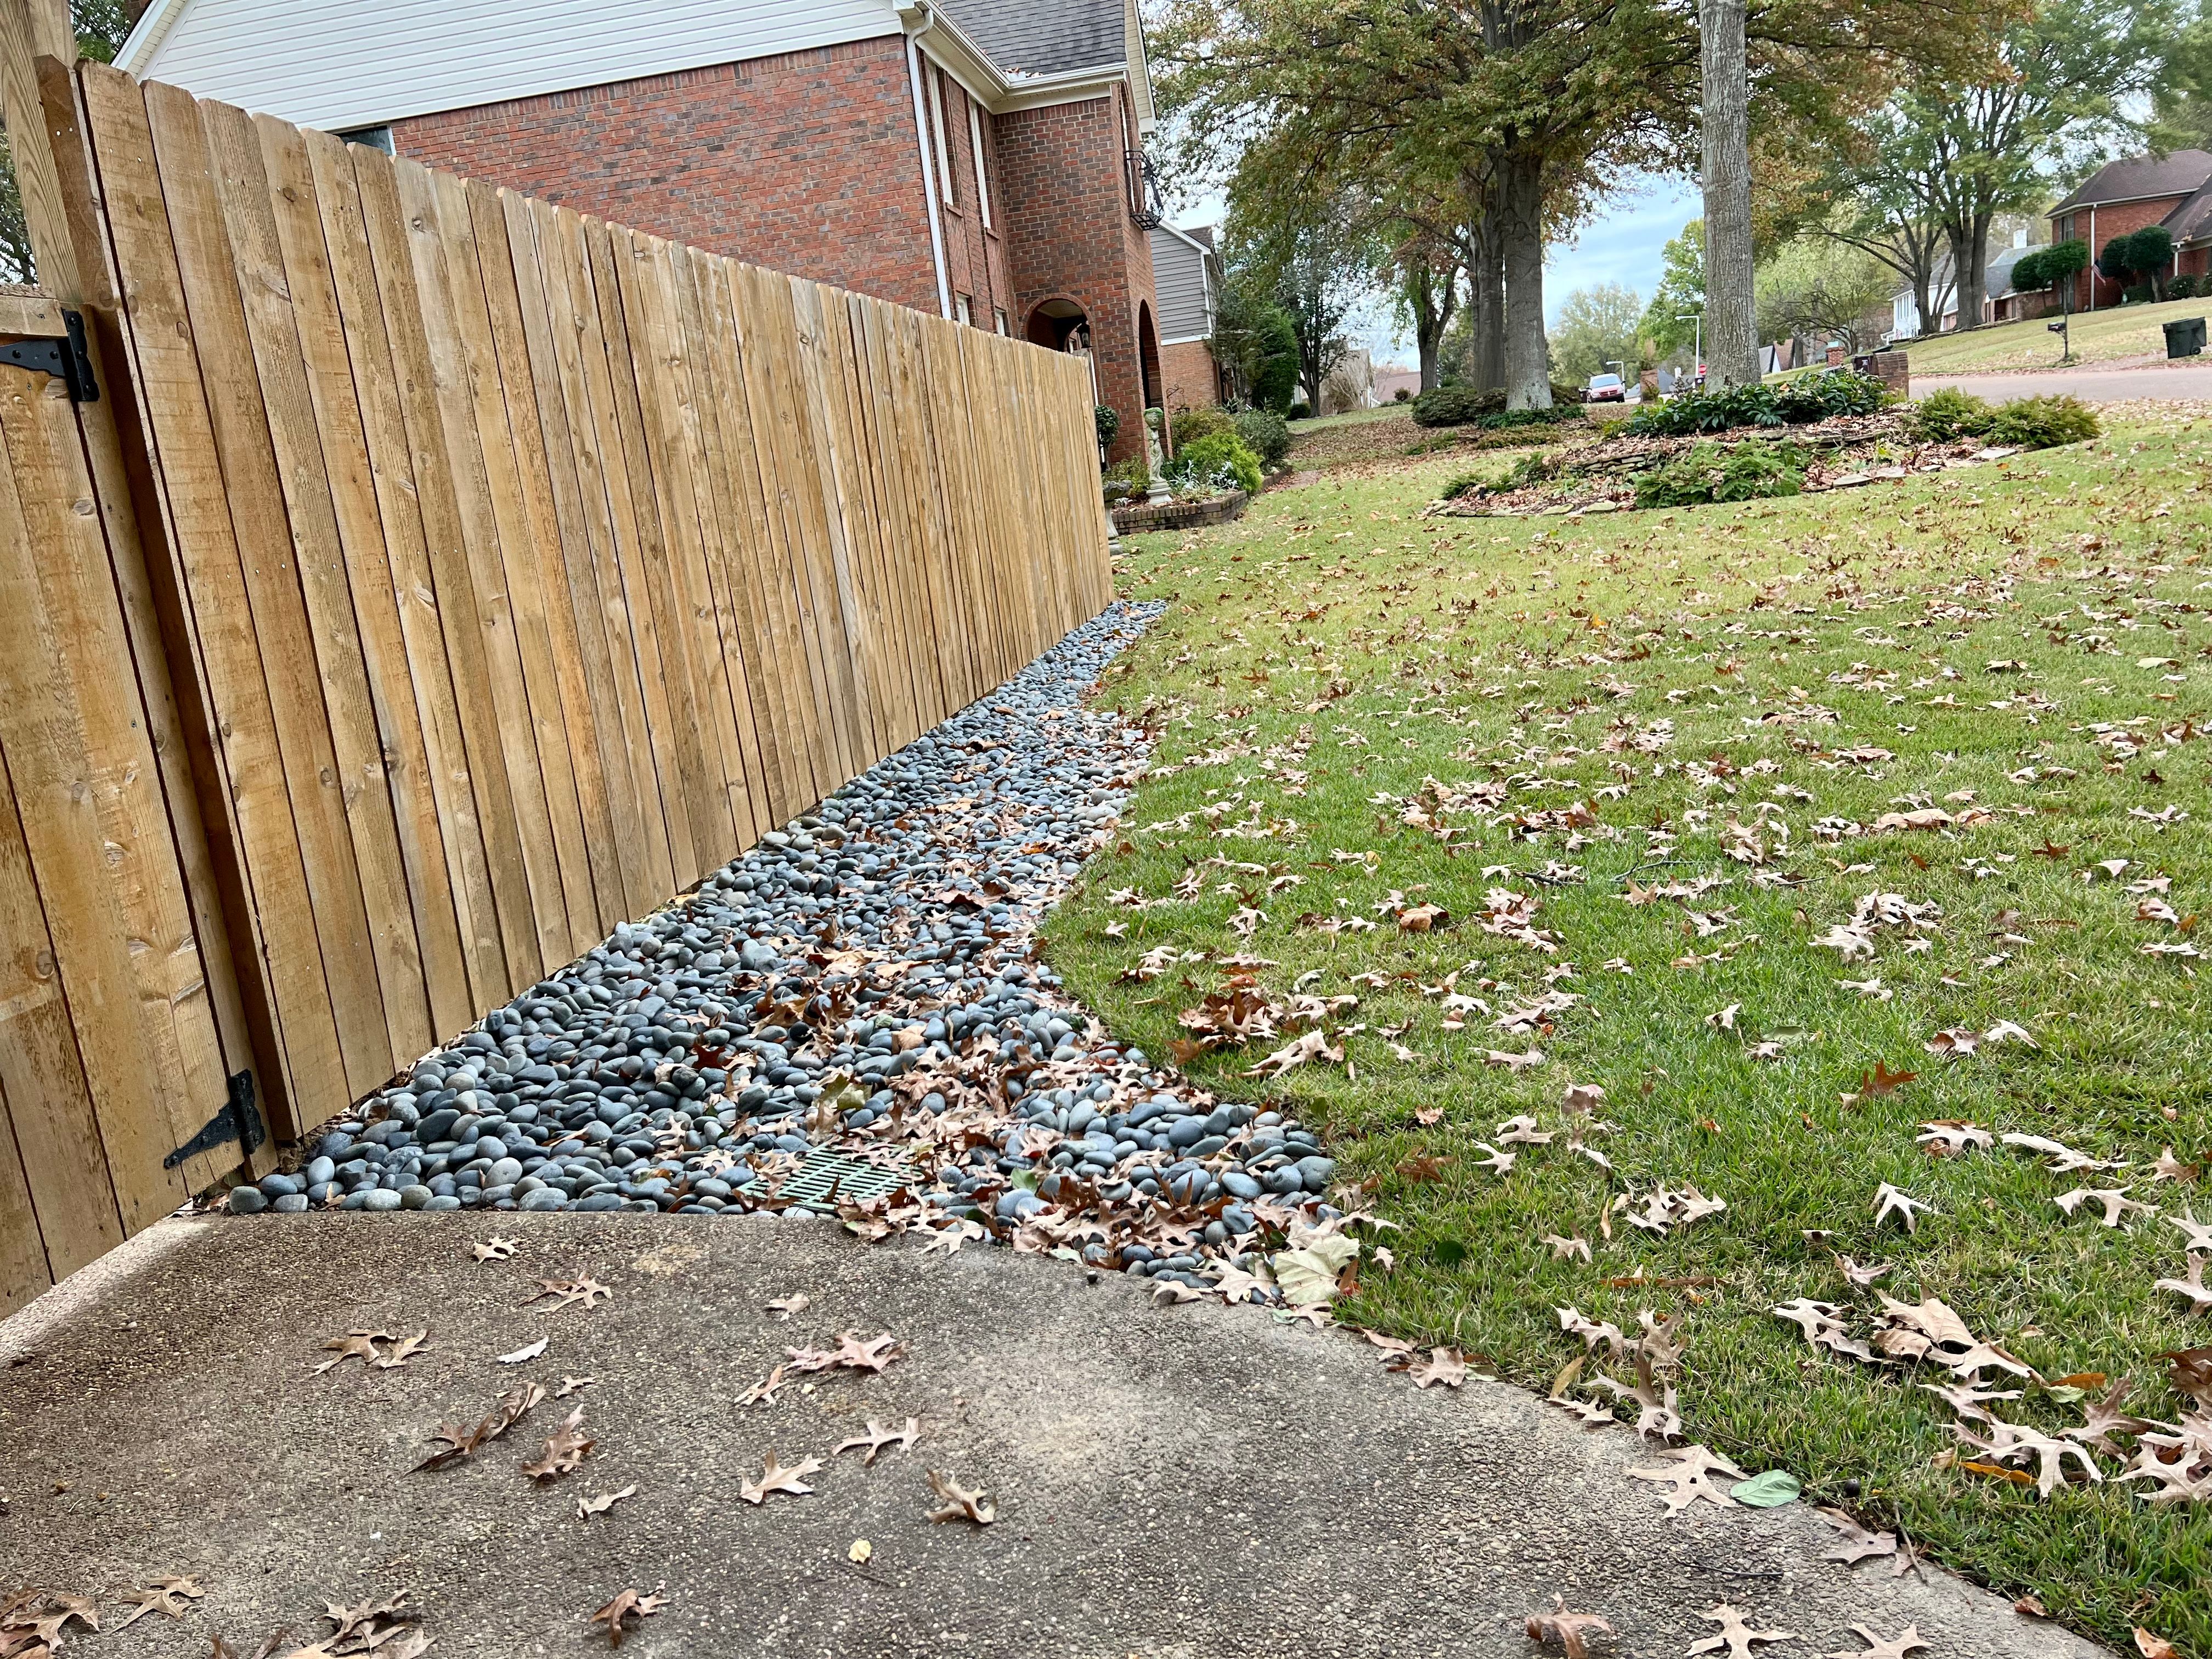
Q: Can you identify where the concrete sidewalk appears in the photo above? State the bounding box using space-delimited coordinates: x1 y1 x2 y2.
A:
1914 361 2212 400
0 1215 2106 1658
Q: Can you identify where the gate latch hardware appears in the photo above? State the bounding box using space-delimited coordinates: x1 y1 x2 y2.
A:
0 308 99 402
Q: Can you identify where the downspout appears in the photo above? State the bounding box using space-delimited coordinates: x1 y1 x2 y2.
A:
898 1 955 320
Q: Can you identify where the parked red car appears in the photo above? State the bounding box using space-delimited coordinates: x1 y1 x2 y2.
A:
1584 372 1626 402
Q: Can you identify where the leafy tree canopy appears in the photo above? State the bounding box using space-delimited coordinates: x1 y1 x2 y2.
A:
1548 283 1645 383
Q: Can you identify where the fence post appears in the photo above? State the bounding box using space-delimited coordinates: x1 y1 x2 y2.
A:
2 7 289 1165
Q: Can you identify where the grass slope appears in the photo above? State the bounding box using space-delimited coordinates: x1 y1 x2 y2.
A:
1904 296 2212 374
1047 425 2212 1656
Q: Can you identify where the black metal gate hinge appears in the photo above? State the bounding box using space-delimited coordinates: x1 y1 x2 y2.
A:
0 308 99 402
166 1069 264 1170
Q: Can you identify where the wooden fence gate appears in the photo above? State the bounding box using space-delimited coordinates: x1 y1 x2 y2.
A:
0 47 1113 1317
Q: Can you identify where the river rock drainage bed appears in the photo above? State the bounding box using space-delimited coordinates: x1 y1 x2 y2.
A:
230 599 1342 1293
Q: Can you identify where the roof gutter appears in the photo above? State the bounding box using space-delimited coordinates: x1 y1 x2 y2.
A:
895 0 955 321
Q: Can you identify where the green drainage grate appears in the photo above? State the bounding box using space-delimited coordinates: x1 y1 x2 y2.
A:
737 1147 920 1207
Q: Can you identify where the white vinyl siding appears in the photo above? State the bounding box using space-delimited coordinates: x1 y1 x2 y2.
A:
969 104 993 229
127 0 901 133
1148 226 1214 343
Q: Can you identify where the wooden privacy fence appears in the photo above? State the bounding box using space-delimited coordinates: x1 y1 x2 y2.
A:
0 57 1113 1316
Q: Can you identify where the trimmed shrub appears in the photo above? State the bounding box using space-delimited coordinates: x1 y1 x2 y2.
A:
1627 368 1886 438
1288 400 1312 421
1632 439 1807 509
1233 407 1293 468
1906 387 1995 442
2123 283 2154 306
1165 431 1263 495
1094 404 1120 449
1395 386 1413 402
1411 385 1497 426
1479 405 1584 432
1984 394 2100 449
1168 406 1235 449
2170 273 2202 299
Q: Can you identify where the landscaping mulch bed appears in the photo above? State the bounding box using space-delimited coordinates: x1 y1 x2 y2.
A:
1430 408 2017 516
236 600 1364 1307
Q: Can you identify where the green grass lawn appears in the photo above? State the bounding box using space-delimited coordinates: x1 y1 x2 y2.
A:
1048 417 2212 1657
1904 295 2211 374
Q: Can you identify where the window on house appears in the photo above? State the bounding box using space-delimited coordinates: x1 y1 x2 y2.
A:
956 294 973 325
968 104 993 230
338 124 394 154
929 71 956 207
994 307 1009 336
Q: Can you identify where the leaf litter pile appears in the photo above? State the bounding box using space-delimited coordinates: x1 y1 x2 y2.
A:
1049 411 2212 1658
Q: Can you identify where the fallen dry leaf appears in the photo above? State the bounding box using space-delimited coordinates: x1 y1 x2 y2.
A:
926 1468 996 1525
577 1484 638 1519
739 1451 823 1504
834 1418 922 1465
471 1238 518 1263
1627 1444 1745 1516
765 1293 810 1319
590 1585 667 1648
371 1331 430 1371
1687 1602 1797 1657
521 1407 595 1481
1827 1628 1929 1659
527 1277 613 1316
1526 1594 1614 1658
497 1336 550 1365
312 1330 390 1375
2135 1630 2179 1659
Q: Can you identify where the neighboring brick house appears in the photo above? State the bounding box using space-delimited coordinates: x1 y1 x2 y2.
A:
1149 221 1224 409
2050 150 2212 310
117 0 1171 465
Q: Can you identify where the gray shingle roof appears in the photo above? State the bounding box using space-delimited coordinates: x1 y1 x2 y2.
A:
2165 175 2212 246
940 0 1127 76
2051 151 2212 215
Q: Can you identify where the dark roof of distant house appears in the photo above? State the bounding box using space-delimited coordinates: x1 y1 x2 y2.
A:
943 0 1127 76
2165 174 2212 246
1987 244 2034 297
2051 151 2212 215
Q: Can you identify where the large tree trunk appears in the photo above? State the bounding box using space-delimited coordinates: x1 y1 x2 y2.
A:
1698 0 1758 388
1468 212 1505 391
1949 215 1991 328
1499 150 1549 409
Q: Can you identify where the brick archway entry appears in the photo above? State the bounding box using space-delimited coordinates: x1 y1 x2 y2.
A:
1137 300 1163 411
1026 297 1098 405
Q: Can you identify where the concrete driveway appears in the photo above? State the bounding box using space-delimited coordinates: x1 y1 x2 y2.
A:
0 1212 2108 1658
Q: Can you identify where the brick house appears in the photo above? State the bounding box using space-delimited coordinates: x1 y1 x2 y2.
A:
1148 221 1225 409
116 0 1171 464
2049 150 2212 310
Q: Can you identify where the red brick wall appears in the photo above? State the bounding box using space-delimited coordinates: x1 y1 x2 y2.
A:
2052 195 2188 311
927 70 1017 331
1160 339 1218 410
994 89 1160 465
391 38 941 314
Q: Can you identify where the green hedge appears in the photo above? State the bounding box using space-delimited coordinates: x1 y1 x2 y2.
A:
1626 368 1889 437
1632 438 1808 507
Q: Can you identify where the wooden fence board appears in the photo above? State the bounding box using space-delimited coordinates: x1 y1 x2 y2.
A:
149 82 394 1103
1 62 1111 1306
306 129 500 1026
471 179 623 947
0 740 125 1285
523 198 672 916
80 66 345 1131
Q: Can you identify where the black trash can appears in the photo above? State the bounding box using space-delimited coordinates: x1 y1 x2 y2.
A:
2164 316 2206 358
